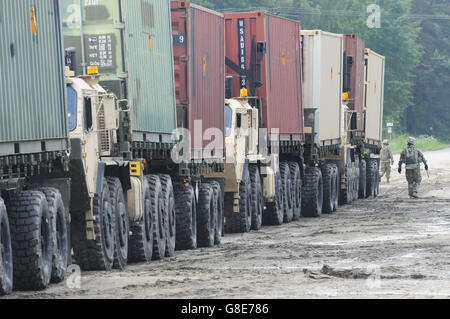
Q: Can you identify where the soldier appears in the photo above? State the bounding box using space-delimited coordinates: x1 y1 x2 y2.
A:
379 139 394 183
398 137 428 199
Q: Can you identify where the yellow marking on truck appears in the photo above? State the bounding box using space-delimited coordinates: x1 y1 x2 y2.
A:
31 7 37 36
130 161 141 177
282 52 286 66
149 32 152 51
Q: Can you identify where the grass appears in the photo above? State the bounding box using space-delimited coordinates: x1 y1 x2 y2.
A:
388 135 450 154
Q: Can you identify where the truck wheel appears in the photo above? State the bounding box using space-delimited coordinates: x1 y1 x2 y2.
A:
209 181 224 245
301 167 323 218
175 184 197 250
332 165 339 212
263 171 284 226
0 198 13 295
106 178 129 270
321 164 334 214
289 162 302 221
353 160 360 202
72 178 115 271
250 166 264 230
197 184 216 248
366 159 377 198
225 173 252 233
340 166 353 205
280 162 294 223
7 191 53 290
160 175 176 257
147 175 165 260
359 159 367 199
128 178 153 262
38 188 68 284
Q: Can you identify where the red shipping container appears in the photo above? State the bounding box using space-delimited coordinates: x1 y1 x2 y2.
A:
224 11 303 141
171 1 225 160
344 34 366 133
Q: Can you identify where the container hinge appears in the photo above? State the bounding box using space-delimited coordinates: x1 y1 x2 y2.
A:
117 72 128 79
113 23 125 30
181 55 189 62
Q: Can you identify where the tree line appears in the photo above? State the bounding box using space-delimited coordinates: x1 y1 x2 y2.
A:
193 0 450 141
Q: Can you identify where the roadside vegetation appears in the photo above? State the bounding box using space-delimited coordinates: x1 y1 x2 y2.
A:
389 135 450 153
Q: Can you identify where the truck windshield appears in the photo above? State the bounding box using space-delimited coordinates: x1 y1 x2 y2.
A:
67 86 77 131
225 105 232 137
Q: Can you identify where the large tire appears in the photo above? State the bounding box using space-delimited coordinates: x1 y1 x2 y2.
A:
197 184 216 248
353 159 360 202
106 178 129 270
175 183 197 250
160 175 176 257
359 159 367 199
301 167 323 218
72 178 115 271
7 191 53 290
289 162 302 221
280 162 294 223
366 159 378 198
321 164 334 214
340 166 353 205
263 170 284 226
225 172 252 233
332 165 339 212
128 178 153 262
209 181 224 245
147 175 165 261
0 197 13 295
38 188 68 284
250 165 264 230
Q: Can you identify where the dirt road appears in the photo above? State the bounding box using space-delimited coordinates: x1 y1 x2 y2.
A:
6 149 450 299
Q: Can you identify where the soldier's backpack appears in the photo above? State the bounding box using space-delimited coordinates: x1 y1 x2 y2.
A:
405 146 418 165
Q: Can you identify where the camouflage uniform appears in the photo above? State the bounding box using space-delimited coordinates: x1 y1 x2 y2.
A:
398 138 428 198
379 140 394 183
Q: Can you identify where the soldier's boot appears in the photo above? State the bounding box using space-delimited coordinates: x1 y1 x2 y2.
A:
386 177 390 184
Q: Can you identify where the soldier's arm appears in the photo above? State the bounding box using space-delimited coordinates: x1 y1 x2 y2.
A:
389 149 394 162
398 150 405 166
418 150 428 166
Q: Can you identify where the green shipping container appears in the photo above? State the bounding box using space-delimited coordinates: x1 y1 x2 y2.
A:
61 0 177 143
0 0 69 156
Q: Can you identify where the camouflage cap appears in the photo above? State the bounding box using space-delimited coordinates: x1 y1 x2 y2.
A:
383 139 389 145
408 137 416 145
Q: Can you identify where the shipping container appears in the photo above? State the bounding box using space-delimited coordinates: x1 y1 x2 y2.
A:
224 12 303 142
364 48 385 144
171 1 225 160
344 34 365 132
301 30 343 145
0 0 69 156
61 0 177 143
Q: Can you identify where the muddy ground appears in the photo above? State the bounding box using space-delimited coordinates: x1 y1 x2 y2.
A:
6 149 450 299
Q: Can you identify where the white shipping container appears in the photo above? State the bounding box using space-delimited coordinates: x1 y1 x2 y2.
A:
364 48 385 144
301 30 343 145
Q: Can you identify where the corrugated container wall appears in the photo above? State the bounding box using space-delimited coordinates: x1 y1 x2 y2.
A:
224 12 303 141
171 1 225 159
344 34 365 132
61 0 177 143
301 30 343 145
364 48 385 144
0 0 68 156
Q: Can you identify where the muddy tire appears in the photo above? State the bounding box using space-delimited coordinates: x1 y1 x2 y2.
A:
197 184 216 248
353 159 360 202
250 166 264 230
263 170 284 226
72 178 115 271
0 197 13 295
209 181 224 245
225 172 252 233
366 159 378 198
280 162 294 223
359 159 367 199
340 166 353 205
128 178 153 262
289 162 302 221
146 175 165 261
301 167 323 218
332 165 339 212
37 188 68 284
321 164 334 214
7 191 53 290
175 184 197 250
160 175 176 257
106 178 129 270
